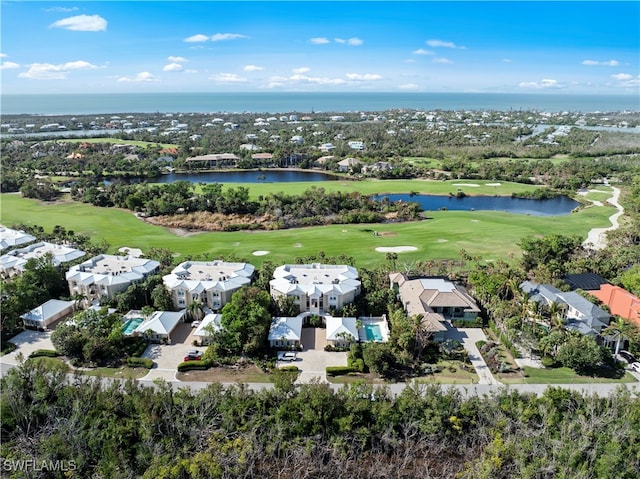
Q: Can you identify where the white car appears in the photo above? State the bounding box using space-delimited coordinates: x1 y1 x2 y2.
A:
630 362 640 373
277 351 297 362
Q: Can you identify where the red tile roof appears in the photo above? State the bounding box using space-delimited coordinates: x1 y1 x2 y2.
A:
590 284 640 327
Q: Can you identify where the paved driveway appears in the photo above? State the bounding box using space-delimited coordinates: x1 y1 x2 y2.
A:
443 324 499 385
289 328 348 384
141 323 200 381
0 330 55 368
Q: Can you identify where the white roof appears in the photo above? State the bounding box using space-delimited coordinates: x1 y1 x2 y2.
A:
164 260 254 293
268 316 303 341
0 226 36 251
20 299 74 323
66 254 159 284
270 263 360 297
193 313 223 337
135 310 185 335
326 316 359 341
1 242 85 273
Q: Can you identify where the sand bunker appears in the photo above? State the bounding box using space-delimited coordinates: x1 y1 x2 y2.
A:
436 239 449 243
233 242 240 246
452 183 480 187
293 243 302 248
486 182 502 186
375 246 418 253
252 250 270 256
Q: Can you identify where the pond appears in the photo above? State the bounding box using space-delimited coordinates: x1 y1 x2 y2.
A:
154 170 337 183
374 194 580 216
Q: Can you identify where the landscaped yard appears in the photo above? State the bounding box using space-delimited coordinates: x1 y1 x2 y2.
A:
413 360 478 384
80 366 150 379
502 366 638 384
175 364 275 383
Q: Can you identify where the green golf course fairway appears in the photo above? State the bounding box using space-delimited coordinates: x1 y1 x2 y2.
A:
0 192 614 268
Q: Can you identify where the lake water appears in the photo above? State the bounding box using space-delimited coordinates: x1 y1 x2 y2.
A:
375 194 580 216
154 170 337 183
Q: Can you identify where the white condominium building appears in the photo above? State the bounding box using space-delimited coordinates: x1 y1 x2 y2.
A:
163 260 255 310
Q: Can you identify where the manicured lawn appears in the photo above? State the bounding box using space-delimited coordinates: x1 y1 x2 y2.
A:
0 192 613 267
401 157 443 168
175 364 274 383
584 190 613 203
54 137 177 149
80 366 150 379
501 366 637 384
24 356 70 372
414 360 478 384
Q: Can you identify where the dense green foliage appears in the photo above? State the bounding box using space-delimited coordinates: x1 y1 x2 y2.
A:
1 361 639 478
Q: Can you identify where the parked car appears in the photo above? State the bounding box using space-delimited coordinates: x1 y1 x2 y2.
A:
619 350 638 364
277 351 297 362
191 321 201 328
630 362 640 373
184 350 202 362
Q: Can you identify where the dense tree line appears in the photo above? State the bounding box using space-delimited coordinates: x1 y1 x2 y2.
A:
1 361 639 478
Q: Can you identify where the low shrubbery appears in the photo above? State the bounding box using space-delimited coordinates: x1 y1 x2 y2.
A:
278 365 299 372
29 349 60 358
477 341 512 374
488 321 519 358
1 341 17 355
177 359 213 372
326 366 358 376
126 357 153 369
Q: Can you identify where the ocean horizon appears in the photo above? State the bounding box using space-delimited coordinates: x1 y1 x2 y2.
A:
2 92 639 116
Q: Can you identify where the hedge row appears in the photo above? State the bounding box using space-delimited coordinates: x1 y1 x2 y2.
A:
126 357 154 369
326 366 358 376
177 359 213 372
488 321 520 358
278 365 299 372
29 349 60 358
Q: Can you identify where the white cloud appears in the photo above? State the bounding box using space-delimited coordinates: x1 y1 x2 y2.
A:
433 57 453 64
503 58 512 63
0 61 20 70
162 63 183 72
413 49 434 55
50 14 107 32
117 72 158 83
210 33 248 41
168 56 187 63
209 73 248 83
0 53 6 58
611 73 633 81
19 60 99 80
184 34 210 43
426 39 465 49
346 73 382 81
582 59 619 66
404 59 416 63
292 67 310 74
310 37 330 44
610 73 639 88
243 64 264 72
290 74 346 85
398 83 419 90
518 78 563 89
335 37 363 45
45 7 79 13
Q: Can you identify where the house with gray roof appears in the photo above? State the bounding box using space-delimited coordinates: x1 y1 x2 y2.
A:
21 299 75 330
0 226 36 252
1 242 85 278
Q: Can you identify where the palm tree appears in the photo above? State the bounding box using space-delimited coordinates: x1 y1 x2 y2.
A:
187 299 204 322
603 317 633 360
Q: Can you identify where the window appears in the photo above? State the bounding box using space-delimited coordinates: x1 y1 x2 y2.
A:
178 299 185 306
178 290 185 297
329 296 337 302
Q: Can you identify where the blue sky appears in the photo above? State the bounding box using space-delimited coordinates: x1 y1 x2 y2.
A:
1 1 638 95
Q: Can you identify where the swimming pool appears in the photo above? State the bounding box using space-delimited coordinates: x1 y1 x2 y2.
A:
122 317 143 335
364 324 384 341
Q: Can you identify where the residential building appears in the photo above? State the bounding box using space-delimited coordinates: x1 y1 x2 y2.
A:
589 284 640 328
184 153 239 168
0 226 36 251
390 274 481 340
126 309 186 343
1 242 85 278
326 316 359 348
270 263 361 315
66 254 160 302
563 273 609 291
348 140 365 151
337 157 361 172
520 281 611 337
21 299 75 330
268 315 304 348
163 260 255 310
193 313 224 346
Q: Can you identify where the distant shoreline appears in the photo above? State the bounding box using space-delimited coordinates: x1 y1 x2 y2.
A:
2 92 638 116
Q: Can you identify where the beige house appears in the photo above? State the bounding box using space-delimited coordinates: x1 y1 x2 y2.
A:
270 263 361 315
390 274 481 341
163 260 255 311
66 254 160 303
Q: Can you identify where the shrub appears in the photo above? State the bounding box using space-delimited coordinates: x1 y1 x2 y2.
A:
476 340 487 350
541 355 557 368
126 357 153 369
1 341 17 355
351 358 366 373
448 366 457 373
324 344 335 352
29 349 60 358
326 366 358 376
278 365 299 372
177 359 212 371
